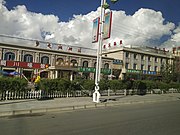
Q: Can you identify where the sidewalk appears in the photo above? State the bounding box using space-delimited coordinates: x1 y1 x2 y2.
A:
0 93 180 117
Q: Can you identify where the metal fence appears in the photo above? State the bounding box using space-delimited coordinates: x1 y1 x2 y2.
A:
0 90 83 100
0 88 179 101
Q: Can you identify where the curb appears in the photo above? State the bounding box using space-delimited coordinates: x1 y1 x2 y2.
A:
0 98 179 117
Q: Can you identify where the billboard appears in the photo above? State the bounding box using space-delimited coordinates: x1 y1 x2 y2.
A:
92 17 100 43
103 11 112 39
92 11 112 43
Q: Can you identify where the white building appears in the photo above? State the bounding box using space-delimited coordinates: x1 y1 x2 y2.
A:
103 45 174 80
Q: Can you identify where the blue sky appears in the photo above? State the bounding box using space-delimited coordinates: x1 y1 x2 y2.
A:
0 0 180 49
5 0 180 24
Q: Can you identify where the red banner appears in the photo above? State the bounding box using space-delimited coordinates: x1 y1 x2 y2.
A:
0 60 47 69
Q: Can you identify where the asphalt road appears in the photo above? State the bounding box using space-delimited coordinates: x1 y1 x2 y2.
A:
0 101 180 135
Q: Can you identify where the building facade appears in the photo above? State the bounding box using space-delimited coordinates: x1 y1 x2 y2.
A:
103 45 174 80
0 43 113 81
1 42 177 81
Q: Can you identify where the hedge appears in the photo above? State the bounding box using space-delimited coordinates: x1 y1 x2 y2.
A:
0 77 28 92
0 77 180 93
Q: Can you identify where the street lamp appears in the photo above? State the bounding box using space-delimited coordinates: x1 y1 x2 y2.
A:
93 0 119 103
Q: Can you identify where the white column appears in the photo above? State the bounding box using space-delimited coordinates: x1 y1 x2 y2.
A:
70 71 73 81
55 70 58 79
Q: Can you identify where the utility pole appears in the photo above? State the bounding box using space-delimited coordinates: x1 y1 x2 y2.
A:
93 0 106 103
93 0 119 103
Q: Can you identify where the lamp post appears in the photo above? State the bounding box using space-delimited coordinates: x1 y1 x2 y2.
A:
93 0 119 103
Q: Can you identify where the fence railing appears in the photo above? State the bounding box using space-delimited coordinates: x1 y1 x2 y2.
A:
0 90 83 100
0 88 179 101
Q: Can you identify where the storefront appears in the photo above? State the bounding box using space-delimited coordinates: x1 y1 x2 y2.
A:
0 59 49 79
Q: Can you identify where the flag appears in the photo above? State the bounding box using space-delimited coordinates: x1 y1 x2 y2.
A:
68 47 72 51
108 43 111 47
58 44 62 50
47 43 52 49
120 40 122 45
35 40 39 47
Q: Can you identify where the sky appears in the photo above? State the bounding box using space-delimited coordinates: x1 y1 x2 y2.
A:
0 0 180 50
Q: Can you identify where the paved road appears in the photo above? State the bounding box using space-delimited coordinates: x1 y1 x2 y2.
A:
0 100 180 135
0 93 180 113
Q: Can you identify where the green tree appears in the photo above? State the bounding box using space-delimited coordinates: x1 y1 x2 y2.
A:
160 63 177 83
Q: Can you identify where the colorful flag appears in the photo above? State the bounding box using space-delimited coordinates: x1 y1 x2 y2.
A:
58 44 62 50
47 43 52 49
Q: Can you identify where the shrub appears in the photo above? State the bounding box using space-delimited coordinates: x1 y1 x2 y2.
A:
99 80 109 91
81 80 95 91
157 82 169 91
109 80 126 91
142 80 157 91
0 77 28 92
40 78 70 93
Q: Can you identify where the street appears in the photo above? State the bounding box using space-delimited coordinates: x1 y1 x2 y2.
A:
0 101 180 135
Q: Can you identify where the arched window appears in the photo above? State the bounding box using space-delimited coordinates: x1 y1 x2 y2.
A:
4 52 15 60
83 61 88 67
24 54 33 62
71 59 78 67
56 58 64 65
104 63 109 69
41 56 49 64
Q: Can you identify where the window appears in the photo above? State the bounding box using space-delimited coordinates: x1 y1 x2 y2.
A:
148 65 151 71
148 56 151 61
4 52 15 60
24 54 33 62
71 59 78 67
133 63 137 70
56 58 64 65
41 56 49 64
141 55 144 60
126 52 129 58
155 57 158 63
141 64 144 70
104 63 109 69
125 63 129 69
154 66 157 72
83 61 88 67
134 54 137 59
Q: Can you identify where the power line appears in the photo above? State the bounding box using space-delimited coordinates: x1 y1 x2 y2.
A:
0 34 97 51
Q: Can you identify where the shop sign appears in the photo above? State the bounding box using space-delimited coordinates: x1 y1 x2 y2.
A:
78 67 111 75
127 69 141 73
113 59 123 65
143 70 157 75
101 68 111 75
127 69 157 75
78 67 96 73
0 60 48 69
56 61 78 68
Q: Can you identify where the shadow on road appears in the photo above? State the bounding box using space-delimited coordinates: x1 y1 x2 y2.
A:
0 99 37 106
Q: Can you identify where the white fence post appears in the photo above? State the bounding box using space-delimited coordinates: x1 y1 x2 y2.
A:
5 91 8 100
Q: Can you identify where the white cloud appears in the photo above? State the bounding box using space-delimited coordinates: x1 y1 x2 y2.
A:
161 24 180 50
0 1 179 51
171 25 180 43
107 8 175 48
